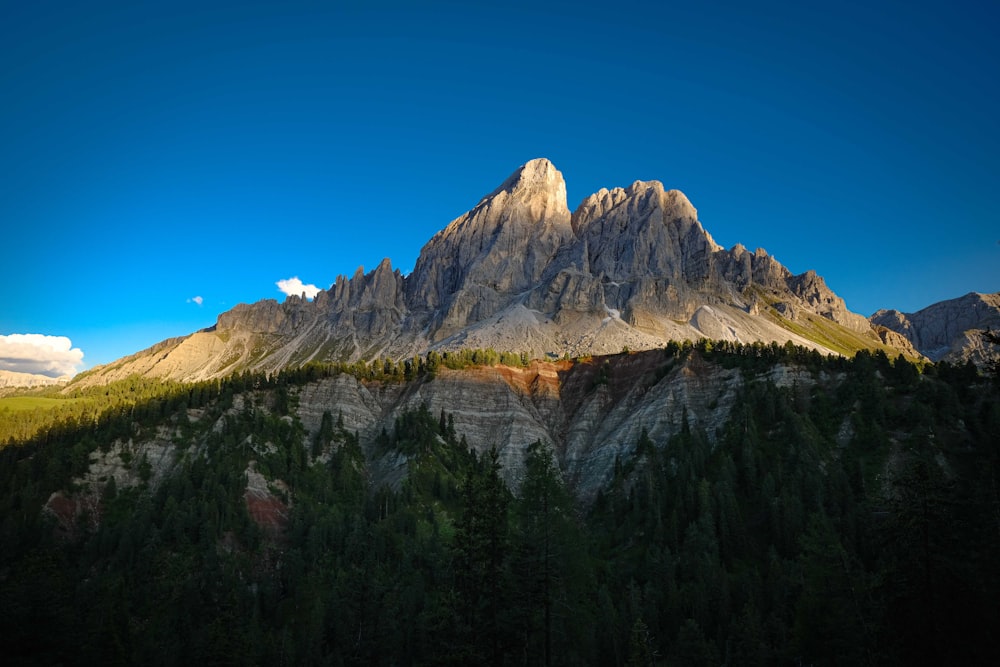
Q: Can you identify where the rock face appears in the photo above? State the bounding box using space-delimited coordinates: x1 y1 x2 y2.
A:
408 158 575 339
43 424 181 536
282 350 827 500
74 158 903 388
47 350 827 521
871 292 1000 364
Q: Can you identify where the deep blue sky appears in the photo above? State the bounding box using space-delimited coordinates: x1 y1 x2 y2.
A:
2 0 997 372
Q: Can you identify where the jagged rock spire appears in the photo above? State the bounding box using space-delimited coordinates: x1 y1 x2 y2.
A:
406 159 575 333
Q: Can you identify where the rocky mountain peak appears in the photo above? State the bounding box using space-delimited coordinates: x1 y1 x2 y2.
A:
619 179 659 201
787 270 871 333
71 158 928 389
571 181 699 236
406 159 575 329
571 187 626 234
482 157 570 223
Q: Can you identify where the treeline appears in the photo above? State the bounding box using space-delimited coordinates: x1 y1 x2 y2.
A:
0 338 951 448
281 346 533 385
0 376 208 447
0 348 539 447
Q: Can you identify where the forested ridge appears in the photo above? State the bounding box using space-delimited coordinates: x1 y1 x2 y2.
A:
1 344 998 665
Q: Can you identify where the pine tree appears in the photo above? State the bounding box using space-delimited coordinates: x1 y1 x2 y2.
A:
512 440 581 666
452 447 511 664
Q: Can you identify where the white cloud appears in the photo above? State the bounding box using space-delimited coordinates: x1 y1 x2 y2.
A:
276 276 321 300
0 333 85 378
187 296 204 306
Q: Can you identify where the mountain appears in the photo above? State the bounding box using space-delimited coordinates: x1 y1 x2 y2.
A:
73 158 906 388
871 291 1000 364
0 369 71 389
3 154 997 660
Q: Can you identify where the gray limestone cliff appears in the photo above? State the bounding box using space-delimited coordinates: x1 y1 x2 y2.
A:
407 157 574 336
72 158 907 388
57 351 822 507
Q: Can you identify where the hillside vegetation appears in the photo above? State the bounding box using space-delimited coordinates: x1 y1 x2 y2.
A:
0 344 998 665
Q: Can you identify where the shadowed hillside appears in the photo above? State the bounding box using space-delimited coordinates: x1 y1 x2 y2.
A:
2 345 998 665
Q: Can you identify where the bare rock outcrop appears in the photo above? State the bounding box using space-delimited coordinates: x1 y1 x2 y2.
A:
287 350 834 501
872 326 924 359
48 351 850 521
407 157 575 337
787 270 872 333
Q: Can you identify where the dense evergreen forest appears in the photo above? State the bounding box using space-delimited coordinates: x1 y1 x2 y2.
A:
1 343 998 665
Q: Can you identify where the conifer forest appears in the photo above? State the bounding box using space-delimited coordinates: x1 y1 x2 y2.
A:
1 344 998 665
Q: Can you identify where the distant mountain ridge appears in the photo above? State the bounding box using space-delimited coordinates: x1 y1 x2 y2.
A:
0 369 71 389
871 291 1000 364
75 158 912 387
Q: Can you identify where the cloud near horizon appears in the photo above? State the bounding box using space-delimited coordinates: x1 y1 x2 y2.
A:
0 333 85 378
276 277 321 300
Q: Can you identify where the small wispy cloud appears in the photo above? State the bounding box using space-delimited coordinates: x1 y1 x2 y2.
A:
187 296 204 306
276 277 321 300
0 333 84 378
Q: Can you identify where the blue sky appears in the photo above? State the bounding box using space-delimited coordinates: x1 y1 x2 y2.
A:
2 0 997 374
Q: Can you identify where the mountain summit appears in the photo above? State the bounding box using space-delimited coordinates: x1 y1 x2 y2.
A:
76 159 906 386
407 157 574 336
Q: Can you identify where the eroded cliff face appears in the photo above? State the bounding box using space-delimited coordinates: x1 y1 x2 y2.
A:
44 422 191 537
290 351 816 501
44 351 842 523
73 158 897 389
